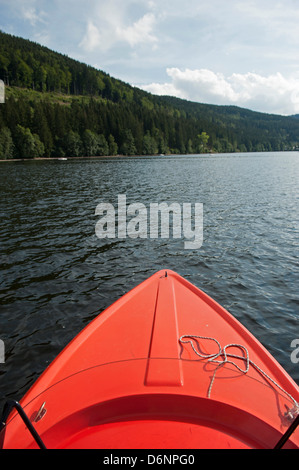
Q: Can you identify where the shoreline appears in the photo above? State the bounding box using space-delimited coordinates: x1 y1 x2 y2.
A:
0 150 298 162
0 154 169 162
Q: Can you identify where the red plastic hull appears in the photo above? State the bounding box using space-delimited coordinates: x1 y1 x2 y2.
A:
1 270 298 449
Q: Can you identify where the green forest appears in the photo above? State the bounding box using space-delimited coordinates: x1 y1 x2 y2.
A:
1 30 299 159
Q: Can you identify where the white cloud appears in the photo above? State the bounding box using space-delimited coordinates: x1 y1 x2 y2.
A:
2 0 299 114
141 68 299 115
22 7 39 25
79 3 158 53
12 0 47 26
79 21 101 52
117 12 157 47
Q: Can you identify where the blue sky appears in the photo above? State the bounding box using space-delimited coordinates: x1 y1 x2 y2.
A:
1 0 299 115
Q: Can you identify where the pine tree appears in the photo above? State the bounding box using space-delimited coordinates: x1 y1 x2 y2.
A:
143 131 158 155
31 103 53 157
14 125 45 158
64 130 82 157
83 129 99 156
0 126 14 159
97 134 109 156
108 134 118 155
121 129 136 155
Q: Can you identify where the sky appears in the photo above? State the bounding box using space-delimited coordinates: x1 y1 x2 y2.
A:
1 0 299 115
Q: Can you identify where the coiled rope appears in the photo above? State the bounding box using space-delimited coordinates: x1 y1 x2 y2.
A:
179 334 299 422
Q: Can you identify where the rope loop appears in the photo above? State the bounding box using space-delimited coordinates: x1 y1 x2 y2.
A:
179 334 299 422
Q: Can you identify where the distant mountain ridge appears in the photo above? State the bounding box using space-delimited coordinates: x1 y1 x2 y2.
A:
1 29 299 158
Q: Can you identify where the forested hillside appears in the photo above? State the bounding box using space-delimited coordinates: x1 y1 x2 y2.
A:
1 30 299 159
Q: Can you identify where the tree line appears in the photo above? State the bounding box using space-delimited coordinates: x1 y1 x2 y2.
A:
1 30 299 159
0 93 214 158
0 30 139 100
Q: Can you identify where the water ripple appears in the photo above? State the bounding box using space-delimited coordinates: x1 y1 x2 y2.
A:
0 153 298 408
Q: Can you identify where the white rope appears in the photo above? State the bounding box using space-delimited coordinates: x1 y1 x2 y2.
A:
179 334 299 422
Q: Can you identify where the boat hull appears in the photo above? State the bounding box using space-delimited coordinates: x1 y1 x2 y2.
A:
1 270 298 449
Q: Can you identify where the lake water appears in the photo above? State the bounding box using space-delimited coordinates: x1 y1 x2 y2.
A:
0 152 298 411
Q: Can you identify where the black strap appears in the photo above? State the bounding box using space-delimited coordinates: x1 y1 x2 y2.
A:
274 414 299 449
0 400 46 449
